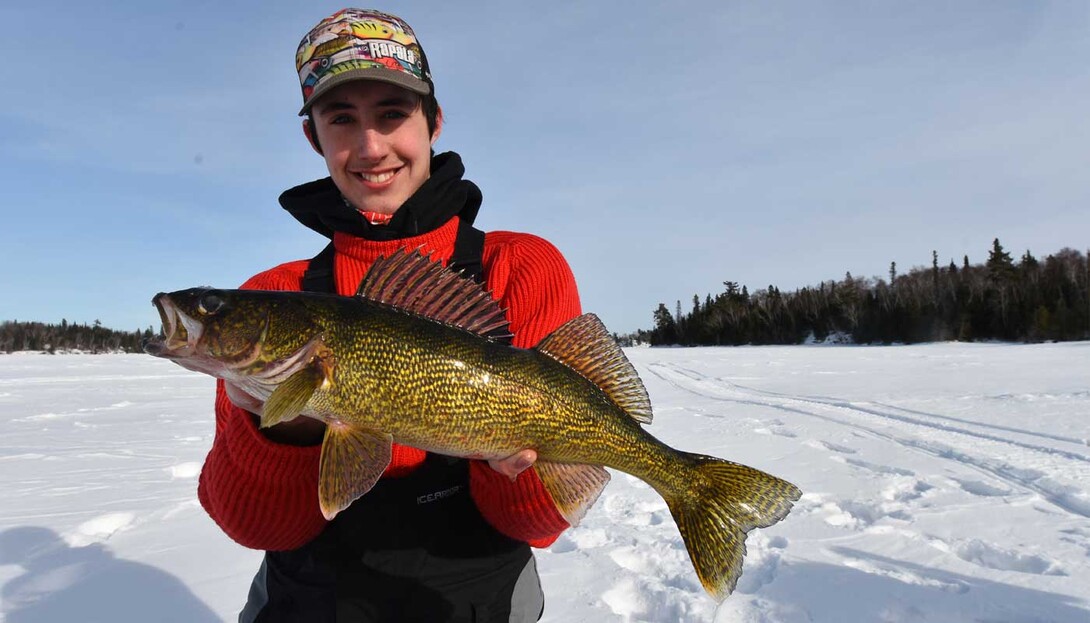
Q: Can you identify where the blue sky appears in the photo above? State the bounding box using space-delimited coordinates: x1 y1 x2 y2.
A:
2 1 1087 334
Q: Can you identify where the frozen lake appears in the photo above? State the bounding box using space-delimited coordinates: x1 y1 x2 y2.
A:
1 342 1088 622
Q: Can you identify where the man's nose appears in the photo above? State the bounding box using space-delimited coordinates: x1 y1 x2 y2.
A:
356 127 387 160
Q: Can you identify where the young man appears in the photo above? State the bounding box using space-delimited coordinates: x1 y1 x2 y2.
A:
197 8 582 622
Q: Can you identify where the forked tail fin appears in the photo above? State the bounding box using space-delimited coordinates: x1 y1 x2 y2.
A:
665 453 802 601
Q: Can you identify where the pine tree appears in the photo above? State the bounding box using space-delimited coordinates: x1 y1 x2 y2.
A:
1020 249 1038 269
652 303 677 345
987 238 1015 283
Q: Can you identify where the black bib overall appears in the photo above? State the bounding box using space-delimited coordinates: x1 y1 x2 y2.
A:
240 220 544 623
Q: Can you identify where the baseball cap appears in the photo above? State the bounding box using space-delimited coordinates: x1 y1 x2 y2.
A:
295 8 433 116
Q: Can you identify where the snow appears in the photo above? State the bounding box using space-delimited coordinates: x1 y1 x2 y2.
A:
2 343 1089 622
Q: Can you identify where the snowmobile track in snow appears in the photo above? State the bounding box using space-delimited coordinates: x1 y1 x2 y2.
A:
645 362 1090 520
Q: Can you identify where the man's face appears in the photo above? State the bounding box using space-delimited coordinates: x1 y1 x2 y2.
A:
307 81 439 216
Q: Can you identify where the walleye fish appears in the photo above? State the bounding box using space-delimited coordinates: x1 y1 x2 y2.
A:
145 250 801 601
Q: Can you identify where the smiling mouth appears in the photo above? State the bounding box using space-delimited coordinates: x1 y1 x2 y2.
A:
357 169 399 184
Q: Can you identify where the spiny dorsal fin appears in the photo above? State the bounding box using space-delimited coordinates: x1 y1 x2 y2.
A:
356 249 512 341
534 313 653 424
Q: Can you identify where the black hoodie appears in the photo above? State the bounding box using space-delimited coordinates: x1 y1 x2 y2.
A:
278 152 483 242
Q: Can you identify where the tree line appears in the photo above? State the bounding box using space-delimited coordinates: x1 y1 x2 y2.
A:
624 240 1089 347
0 319 154 354
6 239 1088 352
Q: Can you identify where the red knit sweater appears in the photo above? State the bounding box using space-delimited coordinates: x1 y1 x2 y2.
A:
197 217 580 551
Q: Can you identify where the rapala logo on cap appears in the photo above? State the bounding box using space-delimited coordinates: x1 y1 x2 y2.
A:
368 41 417 65
417 485 463 505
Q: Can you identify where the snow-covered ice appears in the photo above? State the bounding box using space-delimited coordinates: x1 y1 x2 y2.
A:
1 342 1088 622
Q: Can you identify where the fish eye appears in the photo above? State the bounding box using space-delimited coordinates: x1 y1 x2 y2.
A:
198 290 227 315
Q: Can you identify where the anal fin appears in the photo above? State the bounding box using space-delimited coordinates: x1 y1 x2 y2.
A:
533 461 611 526
318 423 393 520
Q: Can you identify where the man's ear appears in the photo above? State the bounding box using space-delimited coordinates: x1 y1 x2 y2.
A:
431 105 443 146
302 117 323 155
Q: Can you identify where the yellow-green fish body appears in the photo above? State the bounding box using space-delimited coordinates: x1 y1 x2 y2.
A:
146 251 801 601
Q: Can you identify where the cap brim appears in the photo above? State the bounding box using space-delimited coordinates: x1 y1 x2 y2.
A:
298 68 431 116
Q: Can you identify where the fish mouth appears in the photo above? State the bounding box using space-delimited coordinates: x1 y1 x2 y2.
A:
144 291 321 388
144 293 204 358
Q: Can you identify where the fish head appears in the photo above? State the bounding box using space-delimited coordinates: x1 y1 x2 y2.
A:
144 288 326 384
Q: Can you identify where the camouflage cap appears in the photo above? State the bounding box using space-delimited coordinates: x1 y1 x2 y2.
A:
295 8 432 116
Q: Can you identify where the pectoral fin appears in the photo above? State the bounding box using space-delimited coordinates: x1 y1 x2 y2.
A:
533 461 611 527
261 365 324 428
318 423 393 520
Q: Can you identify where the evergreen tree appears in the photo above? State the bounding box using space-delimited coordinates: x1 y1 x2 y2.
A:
986 238 1015 283
1020 250 1038 270
652 303 677 345
931 251 939 288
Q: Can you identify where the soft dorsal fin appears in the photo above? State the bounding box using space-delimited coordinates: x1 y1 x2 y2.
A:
357 249 512 341
534 313 653 424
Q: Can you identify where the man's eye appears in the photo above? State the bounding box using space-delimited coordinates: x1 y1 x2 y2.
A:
382 110 408 120
329 114 353 125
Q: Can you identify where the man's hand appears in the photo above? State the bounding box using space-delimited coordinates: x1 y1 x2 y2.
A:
488 449 538 481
